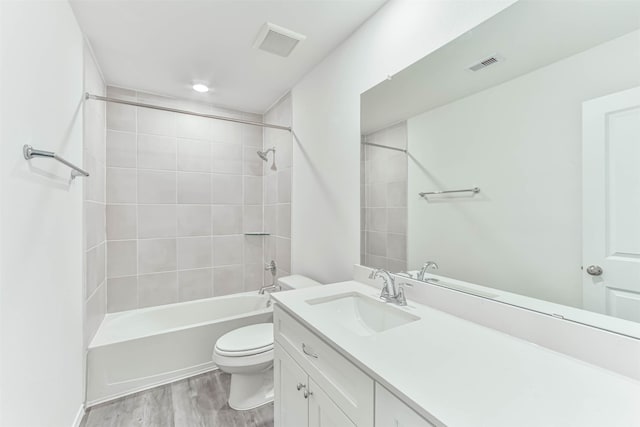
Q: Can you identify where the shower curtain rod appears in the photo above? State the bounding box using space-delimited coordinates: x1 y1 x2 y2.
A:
85 93 292 132
361 141 407 153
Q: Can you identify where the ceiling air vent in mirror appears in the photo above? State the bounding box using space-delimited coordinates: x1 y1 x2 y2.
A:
253 22 306 57
468 54 505 72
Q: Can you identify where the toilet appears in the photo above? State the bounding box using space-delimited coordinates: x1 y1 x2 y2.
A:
213 275 321 410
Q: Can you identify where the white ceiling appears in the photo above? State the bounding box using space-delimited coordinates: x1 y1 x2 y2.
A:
361 0 640 134
71 0 386 113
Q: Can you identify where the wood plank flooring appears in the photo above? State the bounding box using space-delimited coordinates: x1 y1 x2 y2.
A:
80 371 273 427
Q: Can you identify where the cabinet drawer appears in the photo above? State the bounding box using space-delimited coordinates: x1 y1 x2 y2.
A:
274 305 374 427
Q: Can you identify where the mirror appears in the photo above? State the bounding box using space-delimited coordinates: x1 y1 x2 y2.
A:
360 0 640 337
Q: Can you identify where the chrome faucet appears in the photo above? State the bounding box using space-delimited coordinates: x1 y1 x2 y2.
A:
368 269 412 306
417 261 439 281
259 260 281 294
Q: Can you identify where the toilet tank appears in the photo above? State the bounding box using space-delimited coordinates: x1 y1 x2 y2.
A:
277 275 322 290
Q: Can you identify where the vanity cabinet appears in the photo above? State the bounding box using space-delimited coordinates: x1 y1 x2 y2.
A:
375 384 436 427
274 305 374 427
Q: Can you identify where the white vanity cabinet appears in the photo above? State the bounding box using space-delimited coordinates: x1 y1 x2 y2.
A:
375 384 437 427
274 305 374 427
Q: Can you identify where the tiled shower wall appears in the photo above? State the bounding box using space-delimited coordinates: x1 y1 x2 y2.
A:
263 94 293 283
105 86 269 312
361 122 408 271
83 45 107 343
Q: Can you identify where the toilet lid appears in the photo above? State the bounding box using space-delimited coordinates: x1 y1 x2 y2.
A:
215 323 274 355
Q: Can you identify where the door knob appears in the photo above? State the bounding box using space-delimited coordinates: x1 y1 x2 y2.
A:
586 265 603 276
296 383 306 391
303 390 313 399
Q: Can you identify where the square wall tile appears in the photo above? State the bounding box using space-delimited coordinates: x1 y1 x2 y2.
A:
106 130 136 168
107 276 137 312
107 168 137 203
178 268 213 302
244 176 263 205
212 175 242 204
137 107 176 137
213 265 243 296
212 205 243 235
212 142 242 174
138 205 176 239
177 114 212 141
244 264 263 292
177 139 211 172
212 235 243 266
386 233 407 260
211 120 241 144
243 146 264 176
244 236 263 265
138 134 176 170
138 272 178 308
177 237 212 270
107 240 137 278
177 172 211 204
243 205 263 233
137 170 176 204
242 123 263 147
177 205 211 237
106 204 137 240
107 103 136 132
138 238 176 274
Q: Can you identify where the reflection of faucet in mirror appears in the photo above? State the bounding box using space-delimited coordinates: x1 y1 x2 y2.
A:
417 261 438 281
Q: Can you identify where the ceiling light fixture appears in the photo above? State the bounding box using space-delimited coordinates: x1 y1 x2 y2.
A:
192 83 209 93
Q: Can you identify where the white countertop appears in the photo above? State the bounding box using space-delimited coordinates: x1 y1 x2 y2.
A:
272 281 640 427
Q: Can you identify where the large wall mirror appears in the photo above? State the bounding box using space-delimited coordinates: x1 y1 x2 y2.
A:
360 0 640 337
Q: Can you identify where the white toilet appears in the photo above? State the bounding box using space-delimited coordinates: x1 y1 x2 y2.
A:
213 275 321 410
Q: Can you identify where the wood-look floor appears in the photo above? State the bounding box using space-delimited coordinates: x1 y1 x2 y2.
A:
80 371 273 427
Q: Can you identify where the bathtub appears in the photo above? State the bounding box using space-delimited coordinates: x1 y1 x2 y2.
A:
86 292 272 406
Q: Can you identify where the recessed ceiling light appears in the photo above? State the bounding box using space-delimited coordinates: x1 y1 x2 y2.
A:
192 83 209 93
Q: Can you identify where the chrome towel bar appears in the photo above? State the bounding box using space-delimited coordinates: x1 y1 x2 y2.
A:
23 144 90 179
419 187 480 197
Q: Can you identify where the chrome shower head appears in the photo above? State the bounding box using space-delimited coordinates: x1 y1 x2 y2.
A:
256 147 277 170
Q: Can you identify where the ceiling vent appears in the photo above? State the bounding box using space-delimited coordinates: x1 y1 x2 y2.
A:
468 54 505 72
253 22 306 57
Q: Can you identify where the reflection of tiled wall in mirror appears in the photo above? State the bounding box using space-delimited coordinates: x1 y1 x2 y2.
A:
361 122 407 272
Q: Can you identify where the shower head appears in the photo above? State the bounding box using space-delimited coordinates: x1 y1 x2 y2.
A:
257 147 277 170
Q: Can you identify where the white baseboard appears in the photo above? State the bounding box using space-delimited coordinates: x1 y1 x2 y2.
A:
72 404 85 427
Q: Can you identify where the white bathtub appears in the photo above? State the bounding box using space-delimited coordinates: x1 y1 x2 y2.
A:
86 292 272 406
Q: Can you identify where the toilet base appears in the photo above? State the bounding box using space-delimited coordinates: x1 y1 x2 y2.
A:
228 365 274 411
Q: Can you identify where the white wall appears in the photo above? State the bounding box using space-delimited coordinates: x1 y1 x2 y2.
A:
0 2 85 426
291 0 516 283
407 30 640 307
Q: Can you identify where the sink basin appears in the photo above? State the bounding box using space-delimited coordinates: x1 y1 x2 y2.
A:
305 292 420 336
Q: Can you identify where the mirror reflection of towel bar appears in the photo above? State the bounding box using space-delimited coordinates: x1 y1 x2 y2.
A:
419 187 480 197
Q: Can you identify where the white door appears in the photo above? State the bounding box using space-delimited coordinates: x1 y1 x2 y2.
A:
308 379 355 427
274 344 309 427
583 86 640 322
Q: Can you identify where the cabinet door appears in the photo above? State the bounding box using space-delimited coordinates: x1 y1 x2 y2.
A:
274 344 309 427
308 379 356 427
375 383 437 427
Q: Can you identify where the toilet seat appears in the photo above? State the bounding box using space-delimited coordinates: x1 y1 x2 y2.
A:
215 323 274 358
